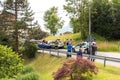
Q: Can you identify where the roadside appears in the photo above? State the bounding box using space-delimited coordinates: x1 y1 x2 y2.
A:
38 49 120 67
96 52 120 67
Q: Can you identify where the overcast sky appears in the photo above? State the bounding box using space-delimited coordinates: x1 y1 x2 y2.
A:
28 0 72 34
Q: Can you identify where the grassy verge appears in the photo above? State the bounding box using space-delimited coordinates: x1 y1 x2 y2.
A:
26 53 65 80
97 41 120 52
93 62 120 80
26 53 120 80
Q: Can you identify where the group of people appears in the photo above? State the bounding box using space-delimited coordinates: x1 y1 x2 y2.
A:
66 39 97 62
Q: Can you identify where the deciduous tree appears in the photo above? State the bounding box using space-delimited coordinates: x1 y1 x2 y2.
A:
53 57 98 80
44 6 64 35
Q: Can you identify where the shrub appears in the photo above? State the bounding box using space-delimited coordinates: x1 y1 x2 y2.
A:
15 72 39 80
0 78 11 80
23 41 37 58
53 57 98 80
0 45 23 79
21 66 34 74
15 66 39 80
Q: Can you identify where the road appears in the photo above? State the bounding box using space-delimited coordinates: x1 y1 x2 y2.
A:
95 51 120 67
38 49 120 68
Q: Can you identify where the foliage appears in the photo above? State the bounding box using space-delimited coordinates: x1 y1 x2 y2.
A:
0 78 11 80
44 6 64 35
91 0 120 40
64 0 89 40
53 57 98 80
15 66 39 80
16 72 39 80
64 0 120 40
0 0 36 52
0 45 23 79
28 25 48 40
21 66 34 74
22 41 37 58
0 30 12 46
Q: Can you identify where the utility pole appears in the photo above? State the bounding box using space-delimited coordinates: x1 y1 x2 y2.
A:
89 4 91 36
88 0 92 56
15 0 19 52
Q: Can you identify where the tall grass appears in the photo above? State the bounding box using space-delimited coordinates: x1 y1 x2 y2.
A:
97 41 120 52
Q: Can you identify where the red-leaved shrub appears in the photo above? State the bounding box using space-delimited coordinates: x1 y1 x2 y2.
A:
53 57 98 80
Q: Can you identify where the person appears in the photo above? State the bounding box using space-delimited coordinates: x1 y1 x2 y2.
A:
66 43 72 58
69 39 72 45
65 39 69 46
91 42 97 62
55 39 58 49
77 44 83 59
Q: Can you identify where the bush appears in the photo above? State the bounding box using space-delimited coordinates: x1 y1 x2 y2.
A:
15 66 39 80
53 57 98 80
0 45 23 79
21 66 34 74
0 78 11 80
16 72 39 80
23 41 37 58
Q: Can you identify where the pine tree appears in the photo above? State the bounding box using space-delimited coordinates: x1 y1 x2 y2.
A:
0 0 35 52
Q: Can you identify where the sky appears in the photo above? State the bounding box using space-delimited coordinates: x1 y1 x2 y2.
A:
28 0 72 34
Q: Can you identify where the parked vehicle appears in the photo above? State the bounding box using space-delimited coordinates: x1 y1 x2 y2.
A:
48 41 55 48
38 42 51 49
58 41 64 48
72 42 88 54
38 40 64 49
48 40 64 49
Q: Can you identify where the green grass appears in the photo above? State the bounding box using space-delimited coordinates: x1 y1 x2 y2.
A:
93 63 120 80
26 53 66 80
26 53 120 80
97 41 120 52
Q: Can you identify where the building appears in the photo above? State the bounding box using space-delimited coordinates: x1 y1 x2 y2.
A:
0 10 15 29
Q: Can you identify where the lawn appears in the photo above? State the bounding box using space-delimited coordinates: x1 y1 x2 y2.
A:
25 53 120 80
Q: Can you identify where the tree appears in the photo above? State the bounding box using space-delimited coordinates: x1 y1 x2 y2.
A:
64 0 89 40
91 0 120 40
29 26 48 40
91 0 112 39
53 57 98 80
110 0 120 39
0 0 35 52
43 6 64 35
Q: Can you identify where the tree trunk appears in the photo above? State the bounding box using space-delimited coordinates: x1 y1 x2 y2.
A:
15 0 18 52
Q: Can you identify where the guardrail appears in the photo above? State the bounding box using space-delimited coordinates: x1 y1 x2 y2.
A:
38 48 120 67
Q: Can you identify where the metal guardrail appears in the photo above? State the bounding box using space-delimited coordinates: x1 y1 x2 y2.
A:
38 48 120 67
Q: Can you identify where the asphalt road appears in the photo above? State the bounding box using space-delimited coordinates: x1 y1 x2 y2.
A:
38 49 120 68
